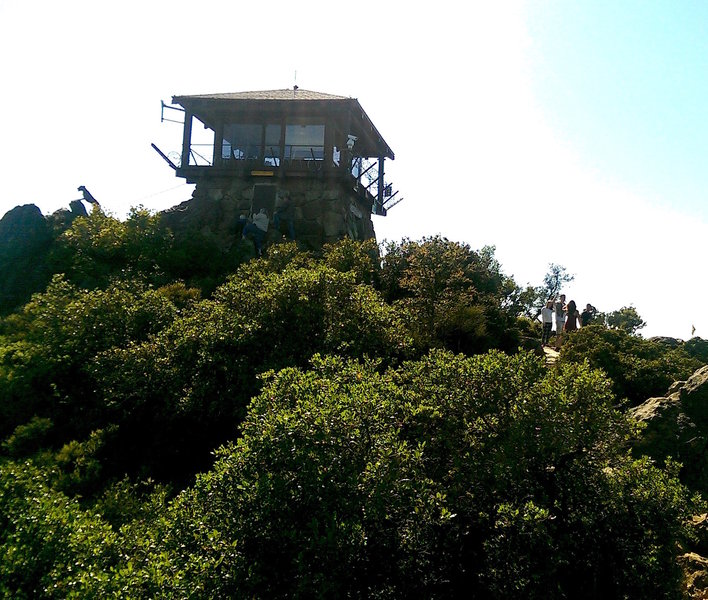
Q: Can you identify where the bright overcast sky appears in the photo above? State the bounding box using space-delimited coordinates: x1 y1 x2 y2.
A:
1 0 707 339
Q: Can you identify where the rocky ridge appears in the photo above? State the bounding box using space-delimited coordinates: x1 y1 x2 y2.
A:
631 365 708 597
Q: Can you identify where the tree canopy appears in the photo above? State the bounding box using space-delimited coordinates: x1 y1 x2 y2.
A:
0 208 706 597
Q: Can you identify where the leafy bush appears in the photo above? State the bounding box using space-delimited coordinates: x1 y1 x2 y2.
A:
684 337 708 364
2 417 53 458
54 208 173 288
162 351 696 598
322 237 380 286
91 262 412 483
604 305 647 335
0 228 702 597
559 325 703 405
379 236 521 353
0 276 183 442
0 461 118 598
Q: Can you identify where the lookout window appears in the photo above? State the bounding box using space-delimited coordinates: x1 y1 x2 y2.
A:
189 117 215 166
223 124 262 160
284 124 324 161
263 124 281 166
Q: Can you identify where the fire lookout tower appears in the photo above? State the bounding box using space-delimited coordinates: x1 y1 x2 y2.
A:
162 88 398 249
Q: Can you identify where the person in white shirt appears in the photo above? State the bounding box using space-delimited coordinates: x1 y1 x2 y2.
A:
243 208 269 256
541 299 554 346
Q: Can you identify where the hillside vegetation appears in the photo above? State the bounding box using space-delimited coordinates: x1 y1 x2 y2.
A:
1 207 707 598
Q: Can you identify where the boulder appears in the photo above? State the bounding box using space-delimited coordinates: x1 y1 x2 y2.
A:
649 336 683 348
689 514 708 557
0 204 54 313
631 365 708 494
0 204 50 256
679 552 708 599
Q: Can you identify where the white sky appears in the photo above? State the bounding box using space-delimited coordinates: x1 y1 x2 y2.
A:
1 0 706 339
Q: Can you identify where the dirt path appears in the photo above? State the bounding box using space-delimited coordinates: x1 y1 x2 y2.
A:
543 346 559 366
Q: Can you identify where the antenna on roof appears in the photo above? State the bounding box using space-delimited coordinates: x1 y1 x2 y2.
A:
293 70 298 96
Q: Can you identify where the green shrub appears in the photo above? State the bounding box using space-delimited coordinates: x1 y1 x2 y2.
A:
162 351 695 598
2 417 53 458
559 325 703 405
0 461 118 598
91 262 412 483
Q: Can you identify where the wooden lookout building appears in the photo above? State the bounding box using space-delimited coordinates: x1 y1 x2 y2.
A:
162 88 397 250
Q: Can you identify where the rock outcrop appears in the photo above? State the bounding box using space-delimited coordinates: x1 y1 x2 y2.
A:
680 551 708 599
0 205 53 313
649 336 683 348
631 368 708 597
0 202 89 313
631 365 708 494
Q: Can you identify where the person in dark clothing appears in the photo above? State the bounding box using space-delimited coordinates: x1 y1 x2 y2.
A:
564 300 580 332
580 303 597 327
273 195 295 240
235 211 249 238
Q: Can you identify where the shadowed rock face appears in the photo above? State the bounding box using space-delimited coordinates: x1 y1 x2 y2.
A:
0 204 50 252
0 205 53 313
0 202 89 314
631 364 708 494
632 364 708 595
160 178 376 252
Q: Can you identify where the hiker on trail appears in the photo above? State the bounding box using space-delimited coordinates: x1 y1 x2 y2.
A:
554 294 566 336
580 303 596 327
243 208 269 256
564 300 580 332
541 299 554 346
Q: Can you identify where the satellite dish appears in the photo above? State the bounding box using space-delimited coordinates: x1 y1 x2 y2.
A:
167 151 182 168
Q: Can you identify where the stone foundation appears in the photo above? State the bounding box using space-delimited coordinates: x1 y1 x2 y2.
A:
160 177 376 252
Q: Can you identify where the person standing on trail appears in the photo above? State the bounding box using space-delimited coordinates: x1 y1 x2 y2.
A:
554 294 566 336
564 300 580 332
541 299 554 346
580 303 596 327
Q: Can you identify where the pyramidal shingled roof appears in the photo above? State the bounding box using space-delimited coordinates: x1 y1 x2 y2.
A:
173 88 350 102
170 88 394 160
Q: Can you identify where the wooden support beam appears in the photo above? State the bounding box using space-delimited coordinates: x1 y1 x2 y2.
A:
377 157 385 212
181 111 193 169
213 121 224 166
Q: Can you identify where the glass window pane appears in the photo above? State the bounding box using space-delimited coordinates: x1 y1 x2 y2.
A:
223 124 262 160
265 124 281 146
285 124 325 160
264 124 281 165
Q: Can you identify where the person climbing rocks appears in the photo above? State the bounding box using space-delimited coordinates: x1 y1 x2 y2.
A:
235 210 249 238
243 208 269 256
